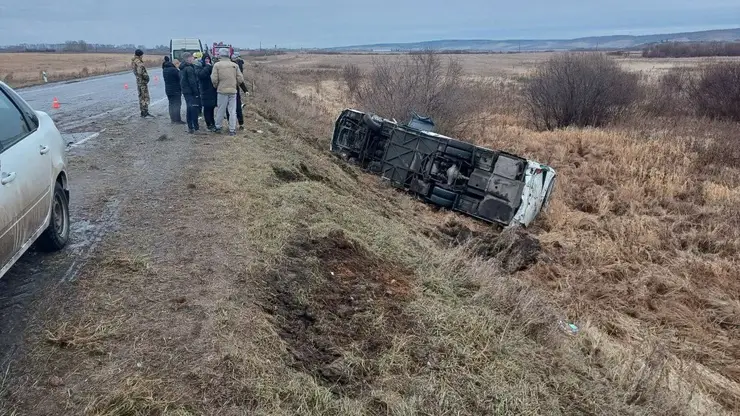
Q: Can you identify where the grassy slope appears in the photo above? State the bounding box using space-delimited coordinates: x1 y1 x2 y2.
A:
1 62 737 415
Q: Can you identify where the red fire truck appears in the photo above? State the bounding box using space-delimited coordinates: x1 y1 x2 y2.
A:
210 42 234 58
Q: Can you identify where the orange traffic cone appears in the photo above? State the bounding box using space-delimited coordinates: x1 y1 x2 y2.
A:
52 97 60 109
124 83 129 90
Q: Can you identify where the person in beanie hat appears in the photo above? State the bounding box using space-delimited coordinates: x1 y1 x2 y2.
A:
179 52 203 134
211 47 244 136
132 49 152 117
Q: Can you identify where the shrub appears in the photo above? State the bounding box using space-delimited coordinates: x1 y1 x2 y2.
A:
690 62 740 122
341 64 362 97
347 51 490 136
642 67 696 116
523 53 639 130
642 41 740 58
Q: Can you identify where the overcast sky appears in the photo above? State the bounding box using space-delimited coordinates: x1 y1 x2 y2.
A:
0 0 738 48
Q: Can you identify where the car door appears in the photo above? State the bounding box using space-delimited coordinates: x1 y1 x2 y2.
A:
0 87 51 270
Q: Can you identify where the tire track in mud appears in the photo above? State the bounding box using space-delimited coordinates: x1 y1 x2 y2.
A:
0 179 124 371
59 198 122 283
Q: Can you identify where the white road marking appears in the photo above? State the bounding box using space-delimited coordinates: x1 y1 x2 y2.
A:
68 128 106 148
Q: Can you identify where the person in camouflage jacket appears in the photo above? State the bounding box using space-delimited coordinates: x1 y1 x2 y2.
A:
132 49 152 117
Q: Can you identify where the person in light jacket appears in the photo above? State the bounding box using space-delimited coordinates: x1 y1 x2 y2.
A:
211 48 244 136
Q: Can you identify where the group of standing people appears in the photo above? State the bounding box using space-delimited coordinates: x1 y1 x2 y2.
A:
134 47 248 136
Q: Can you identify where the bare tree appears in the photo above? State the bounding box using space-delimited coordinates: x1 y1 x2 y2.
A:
342 64 363 97
347 51 489 136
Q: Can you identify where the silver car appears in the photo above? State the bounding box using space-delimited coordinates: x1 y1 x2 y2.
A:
0 81 70 279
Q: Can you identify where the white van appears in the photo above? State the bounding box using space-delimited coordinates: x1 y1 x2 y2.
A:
170 39 204 64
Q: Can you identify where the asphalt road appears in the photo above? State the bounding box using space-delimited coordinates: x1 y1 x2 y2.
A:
1 69 169 369
19 68 166 131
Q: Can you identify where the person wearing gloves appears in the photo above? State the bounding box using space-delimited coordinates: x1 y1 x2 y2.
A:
211 48 244 136
179 52 203 134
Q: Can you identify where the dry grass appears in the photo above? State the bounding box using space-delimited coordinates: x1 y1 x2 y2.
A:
0 53 162 88
252 54 740 413
2 52 740 415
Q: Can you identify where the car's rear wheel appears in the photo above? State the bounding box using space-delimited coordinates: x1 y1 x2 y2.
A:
37 183 70 252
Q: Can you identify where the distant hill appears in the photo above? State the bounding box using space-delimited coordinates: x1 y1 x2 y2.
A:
327 28 740 52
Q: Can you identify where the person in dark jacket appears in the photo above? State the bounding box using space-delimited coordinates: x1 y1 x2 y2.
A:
162 57 184 124
179 53 202 134
198 56 218 131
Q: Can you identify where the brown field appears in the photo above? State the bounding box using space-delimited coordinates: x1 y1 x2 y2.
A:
0 52 163 88
2 51 740 415
254 51 740 78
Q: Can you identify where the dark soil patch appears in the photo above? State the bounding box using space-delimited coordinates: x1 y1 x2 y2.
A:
329 155 360 181
261 230 415 397
437 219 481 245
435 220 541 272
272 166 302 182
271 163 335 187
476 226 542 273
298 162 327 182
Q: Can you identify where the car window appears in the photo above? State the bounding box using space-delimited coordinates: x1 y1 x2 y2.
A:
2 85 39 130
0 90 31 152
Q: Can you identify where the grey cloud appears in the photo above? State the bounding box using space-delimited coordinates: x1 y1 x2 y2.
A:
0 0 738 47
